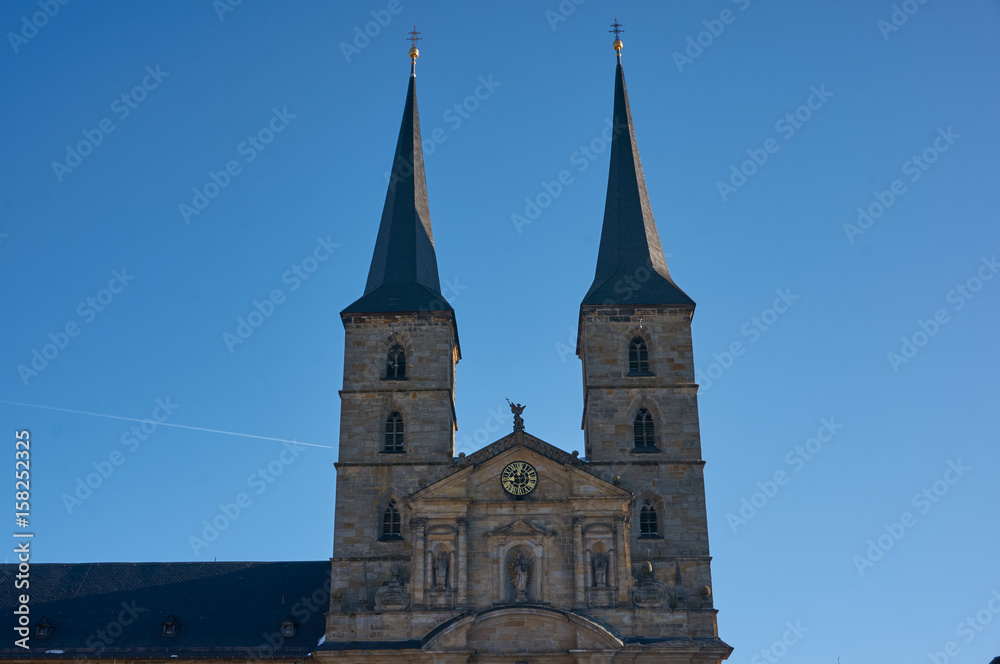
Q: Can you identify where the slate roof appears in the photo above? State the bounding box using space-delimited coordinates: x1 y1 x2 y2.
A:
0 561 329 659
582 59 694 308
342 66 453 316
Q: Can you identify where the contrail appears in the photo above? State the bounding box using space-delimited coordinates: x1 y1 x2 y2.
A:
0 399 334 449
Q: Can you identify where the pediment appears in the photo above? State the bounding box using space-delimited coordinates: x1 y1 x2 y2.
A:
465 430 579 467
410 432 631 503
487 519 554 538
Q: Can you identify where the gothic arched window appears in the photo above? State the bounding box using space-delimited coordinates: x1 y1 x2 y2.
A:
386 343 406 379
384 412 404 452
381 500 401 539
633 408 656 450
628 336 649 374
639 500 659 538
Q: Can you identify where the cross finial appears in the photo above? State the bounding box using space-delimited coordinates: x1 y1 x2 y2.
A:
609 18 624 39
408 25 422 50
609 18 624 59
407 25 422 75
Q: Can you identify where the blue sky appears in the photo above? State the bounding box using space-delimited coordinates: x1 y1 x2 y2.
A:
2 1 999 662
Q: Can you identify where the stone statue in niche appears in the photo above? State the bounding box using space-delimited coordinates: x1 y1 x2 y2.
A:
592 552 608 588
507 550 533 601
514 555 529 595
433 550 449 589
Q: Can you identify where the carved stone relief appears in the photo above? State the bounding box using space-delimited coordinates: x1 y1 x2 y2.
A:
631 560 668 609
374 563 410 611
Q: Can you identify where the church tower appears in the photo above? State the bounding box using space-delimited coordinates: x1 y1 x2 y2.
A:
576 29 723 639
332 39 460 571
320 27 730 663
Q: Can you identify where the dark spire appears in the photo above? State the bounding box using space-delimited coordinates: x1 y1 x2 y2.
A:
581 39 694 308
342 49 452 315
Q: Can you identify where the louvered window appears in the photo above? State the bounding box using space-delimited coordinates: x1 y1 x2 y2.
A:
639 500 659 537
634 408 655 449
628 337 649 374
382 500 402 539
386 344 406 379
384 412 404 452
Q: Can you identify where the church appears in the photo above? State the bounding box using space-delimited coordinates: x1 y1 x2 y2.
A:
2 28 732 664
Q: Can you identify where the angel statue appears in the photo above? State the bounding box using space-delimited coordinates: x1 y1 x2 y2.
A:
506 399 526 431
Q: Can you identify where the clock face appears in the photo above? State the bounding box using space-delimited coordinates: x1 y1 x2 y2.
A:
501 461 538 496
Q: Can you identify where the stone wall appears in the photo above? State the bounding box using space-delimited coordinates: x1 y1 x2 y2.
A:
332 311 458 556
577 304 719 622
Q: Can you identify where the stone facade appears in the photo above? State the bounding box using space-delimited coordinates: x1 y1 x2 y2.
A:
331 310 460 599
578 304 718 614
319 42 730 663
319 304 731 662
